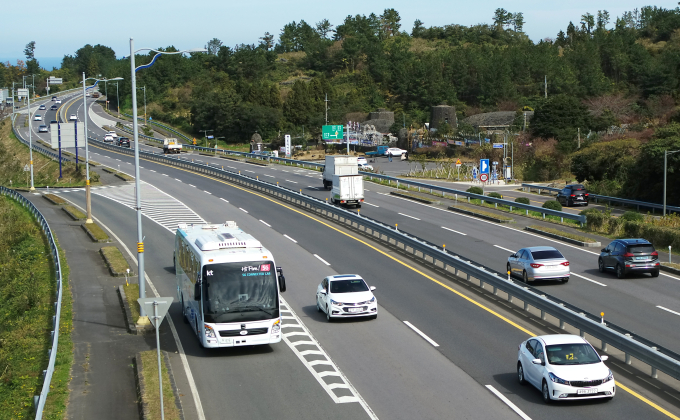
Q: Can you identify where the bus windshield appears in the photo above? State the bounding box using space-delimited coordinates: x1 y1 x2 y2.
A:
202 261 279 323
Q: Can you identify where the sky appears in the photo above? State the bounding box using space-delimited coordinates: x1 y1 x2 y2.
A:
2 0 678 71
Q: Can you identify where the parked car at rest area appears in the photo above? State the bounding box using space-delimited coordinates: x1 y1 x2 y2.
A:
117 137 130 147
507 246 570 283
33 114 42 121
358 162 374 171
69 114 77 121
38 125 48 133
556 184 589 207
357 156 368 165
385 147 407 157
316 274 377 321
518 334 614 403
39 104 46 110
598 238 659 278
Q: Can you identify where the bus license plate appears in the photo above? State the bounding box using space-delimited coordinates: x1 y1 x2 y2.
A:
577 388 598 395
348 308 362 313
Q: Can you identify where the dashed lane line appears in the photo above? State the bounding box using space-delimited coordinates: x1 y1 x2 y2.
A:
283 234 298 243
442 226 467 236
403 321 439 347
314 254 331 265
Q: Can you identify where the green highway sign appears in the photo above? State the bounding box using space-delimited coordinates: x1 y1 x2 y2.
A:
322 125 344 140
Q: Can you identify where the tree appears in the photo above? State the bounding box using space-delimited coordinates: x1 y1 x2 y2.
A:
580 13 595 34
512 13 525 32
206 38 223 55
493 8 513 30
531 95 592 143
315 19 334 39
412 19 425 37
380 8 401 38
24 41 36 60
571 138 639 183
259 33 274 50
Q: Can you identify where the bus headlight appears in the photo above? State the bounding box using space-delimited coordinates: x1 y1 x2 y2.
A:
204 325 216 338
272 319 281 333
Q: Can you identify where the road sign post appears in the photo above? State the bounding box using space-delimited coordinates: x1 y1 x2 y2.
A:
285 134 291 158
456 159 462 181
138 297 174 420
322 125 344 141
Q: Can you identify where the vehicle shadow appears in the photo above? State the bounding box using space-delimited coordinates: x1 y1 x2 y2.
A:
299 304 376 324
492 372 612 407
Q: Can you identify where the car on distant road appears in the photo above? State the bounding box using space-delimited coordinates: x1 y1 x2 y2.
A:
598 238 659 278
55 99 62 104
117 137 130 147
316 274 377 321
51 96 57 101
507 246 570 283
33 114 42 121
518 334 614 403
107 131 118 139
104 134 114 142
385 147 407 157
357 156 368 165
556 184 589 207
38 125 48 133
358 162 374 171
69 114 77 121
50 105 58 111
39 104 46 110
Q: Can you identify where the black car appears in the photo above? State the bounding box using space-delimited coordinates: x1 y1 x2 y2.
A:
598 239 659 278
50 105 58 111
117 137 130 147
556 184 589 207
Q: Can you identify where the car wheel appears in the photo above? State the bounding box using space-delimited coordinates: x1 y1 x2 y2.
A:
326 306 332 322
522 270 529 283
598 258 605 273
371 313 377 320
651 269 660 278
506 263 512 277
584 202 589 207
562 277 569 283
542 380 552 404
517 363 526 385
316 297 322 312
616 264 626 279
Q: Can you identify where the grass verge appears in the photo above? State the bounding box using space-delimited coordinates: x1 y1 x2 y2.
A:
448 204 514 221
82 223 109 242
139 351 181 420
43 194 66 205
114 172 134 182
100 246 130 274
527 225 597 243
63 205 85 219
0 195 73 420
123 284 140 320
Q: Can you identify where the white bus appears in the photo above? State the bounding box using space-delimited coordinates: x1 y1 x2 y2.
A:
175 221 286 348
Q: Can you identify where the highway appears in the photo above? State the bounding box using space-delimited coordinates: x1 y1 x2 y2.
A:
17 94 680 419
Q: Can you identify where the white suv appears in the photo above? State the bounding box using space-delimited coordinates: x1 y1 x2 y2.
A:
316 274 377 321
104 134 114 142
386 147 406 156
107 131 118 139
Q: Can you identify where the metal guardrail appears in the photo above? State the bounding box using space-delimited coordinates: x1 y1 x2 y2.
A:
522 183 680 214
120 112 192 142
93 136 680 383
0 187 64 420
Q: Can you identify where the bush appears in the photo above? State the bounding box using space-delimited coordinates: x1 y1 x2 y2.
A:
487 192 502 199
466 186 483 195
621 211 644 222
542 200 563 211
515 197 531 205
623 221 680 248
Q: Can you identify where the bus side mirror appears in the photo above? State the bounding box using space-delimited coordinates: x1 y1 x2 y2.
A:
277 266 286 292
194 281 201 300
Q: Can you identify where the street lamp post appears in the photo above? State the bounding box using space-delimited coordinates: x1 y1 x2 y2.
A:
664 149 680 216
82 75 123 223
129 39 206 324
137 86 146 125
200 129 213 147
114 82 120 116
28 85 34 191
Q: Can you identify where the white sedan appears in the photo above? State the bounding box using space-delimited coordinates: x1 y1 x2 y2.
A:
103 134 114 142
517 334 615 403
316 275 377 321
385 147 407 156
69 114 77 121
33 114 42 121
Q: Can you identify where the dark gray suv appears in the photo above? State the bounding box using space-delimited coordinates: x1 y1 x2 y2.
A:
556 184 589 207
598 239 659 278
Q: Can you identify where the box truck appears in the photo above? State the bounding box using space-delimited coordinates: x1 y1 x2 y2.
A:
323 155 358 189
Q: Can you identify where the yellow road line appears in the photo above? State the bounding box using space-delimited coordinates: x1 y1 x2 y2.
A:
92 144 680 419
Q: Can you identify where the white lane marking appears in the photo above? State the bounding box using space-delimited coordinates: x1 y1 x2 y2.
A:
260 220 271 227
363 202 379 207
162 174 169 176
364 189 370 192
115 158 121 161
571 273 607 287
228 166 236 169
175 178 182 182
188 184 196 187
149 170 156 172
59 199 206 420
314 254 331 265
442 226 467 235
403 321 439 347
204 191 212 195
657 305 680 317
264 174 275 178
245 170 255 173
239 207 248 213
485 385 532 420
398 212 420 220
219 198 229 203
283 234 298 243
286 180 298 184
494 245 515 253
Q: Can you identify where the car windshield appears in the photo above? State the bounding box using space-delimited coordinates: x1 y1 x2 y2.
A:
330 279 369 293
201 261 279 323
546 343 601 365
628 244 654 253
531 250 564 260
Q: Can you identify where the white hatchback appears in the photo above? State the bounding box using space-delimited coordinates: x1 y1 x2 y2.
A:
316 275 377 321
34 114 42 121
104 134 114 142
69 114 77 121
517 334 615 403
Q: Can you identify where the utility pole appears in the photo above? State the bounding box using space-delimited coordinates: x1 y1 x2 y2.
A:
578 128 581 149
544 75 547 98
665 149 680 216
324 93 329 124
200 129 213 147
523 112 527 132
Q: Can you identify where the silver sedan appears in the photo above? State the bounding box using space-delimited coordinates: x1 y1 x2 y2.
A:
507 246 570 283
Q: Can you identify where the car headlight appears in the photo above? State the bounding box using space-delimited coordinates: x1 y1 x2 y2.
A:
204 325 216 338
548 372 570 385
603 369 614 383
368 296 376 303
272 319 281 333
330 299 343 306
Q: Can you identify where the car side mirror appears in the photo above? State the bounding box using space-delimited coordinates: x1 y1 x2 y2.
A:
369 286 376 291
320 289 327 295
600 355 609 361
601 248 607 253
531 358 542 365
276 267 286 292
510 253 517 258
194 281 201 301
